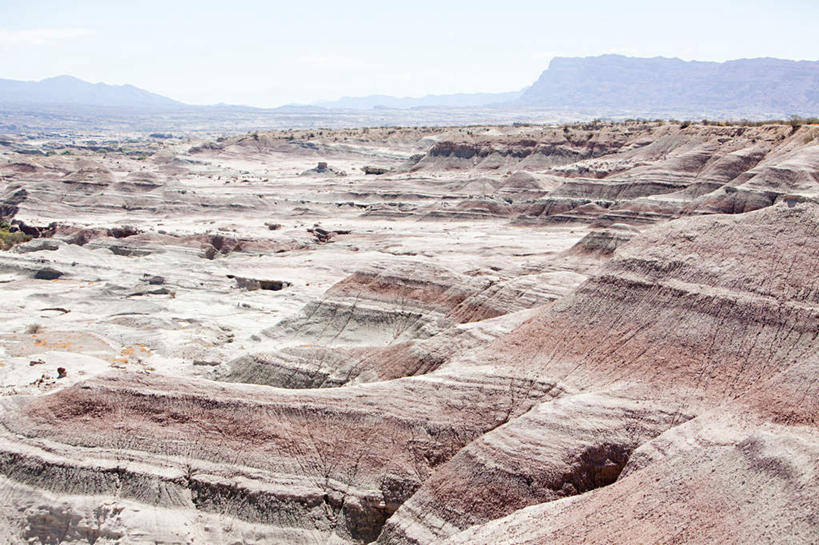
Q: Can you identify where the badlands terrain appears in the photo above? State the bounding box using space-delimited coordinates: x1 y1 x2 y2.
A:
0 120 817 544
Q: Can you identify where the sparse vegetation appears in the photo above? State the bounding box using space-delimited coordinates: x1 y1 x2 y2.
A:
25 323 42 335
0 221 32 250
698 116 819 127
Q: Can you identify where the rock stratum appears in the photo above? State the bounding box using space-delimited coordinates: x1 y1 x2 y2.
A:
0 120 817 544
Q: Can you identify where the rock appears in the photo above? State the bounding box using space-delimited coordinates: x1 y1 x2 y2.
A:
567 228 635 256
110 245 152 257
202 245 218 260
12 239 59 253
33 267 63 280
256 280 291 291
188 141 224 153
39 307 70 314
362 166 389 175
56 367 67 378
61 227 103 246
10 219 57 238
108 225 141 239
0 188 28 219
309 227 334 243
126 287 173 297
143 274 166 285
307 224 352 243
300 162 346 177
227 275 291 291
207 234 243 254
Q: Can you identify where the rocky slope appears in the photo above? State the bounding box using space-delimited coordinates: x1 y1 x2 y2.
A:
378 202 819 544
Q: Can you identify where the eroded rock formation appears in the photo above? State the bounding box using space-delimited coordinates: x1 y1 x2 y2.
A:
0 121 816 544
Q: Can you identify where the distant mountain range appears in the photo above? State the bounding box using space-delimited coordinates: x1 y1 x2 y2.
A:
1 56 817 119
0 75 183 109
517 55 819 115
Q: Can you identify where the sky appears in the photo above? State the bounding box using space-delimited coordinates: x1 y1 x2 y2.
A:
0 0 817 107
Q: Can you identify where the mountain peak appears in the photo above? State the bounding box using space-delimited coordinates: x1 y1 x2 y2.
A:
40 74 85 83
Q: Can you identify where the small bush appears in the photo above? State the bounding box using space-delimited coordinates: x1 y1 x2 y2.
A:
25 324 42 335
0 224 32 250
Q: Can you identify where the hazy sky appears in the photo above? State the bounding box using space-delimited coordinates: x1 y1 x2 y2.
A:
1 1 817 107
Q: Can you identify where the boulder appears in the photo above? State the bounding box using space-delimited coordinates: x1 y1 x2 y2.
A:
33 267 63 280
